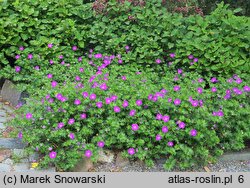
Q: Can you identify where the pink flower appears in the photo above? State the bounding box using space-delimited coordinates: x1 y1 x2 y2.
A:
75 76 81 81
100 83 108 90
69 133 75 140
48 43 53 48
190 129 197 136
188 54 193 59
122 100 129 108
136 100 142 106
105 98 111 104
97 141 105 148
168 98 172 103
72 46 78 51
210 77 217 83
59 55 63 59
170 53 175 58
57 122 64 129
114 106 121 113
47 74 53 79
162 126 168 133
128 148 135 155
131 124 139 131
177 69 182 74
174 99 181 105
129 110 136 116
211 87 217 92
243 86 250 92
15 54 20 59
80 113 87 119
89 93 96 100
96 102 103 108
19 46 24 51
49 151 57 159
167 141 174 147
155 59 161 64
121 76 127 80
68 118 75 125
26 113 32 119
28 54 33 59
191 100 199 107
15 66 21 72
79 67 84 72
51 81 57 88
178 122 186 129
82 92 88 98
197 87 203 94
193 58 198 62
74 99 81 105
94 53 102 58
156 114 162 120
162 115 170 122
173 85 180 91
111 95 118 101
85 150 92 158
156 134 162 141
18 132 23 139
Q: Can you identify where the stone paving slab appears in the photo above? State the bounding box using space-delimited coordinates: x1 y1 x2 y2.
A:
0 138 26 149
0 163 11 172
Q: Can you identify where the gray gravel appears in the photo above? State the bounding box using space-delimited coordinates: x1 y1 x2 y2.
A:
94 160 250 172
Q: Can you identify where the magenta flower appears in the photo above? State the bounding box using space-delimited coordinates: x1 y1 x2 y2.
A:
243 86 250 92
56 93 63 100
75 76 81 81
188 54 193 59
49 151 57 159
152 96 158 102
59 55 63 59
111 95 118 101
156 114 162 120
19 46 24 51
131 124 139 131
74 99 81 105
191 100 199 107
68 118 75 125
114 106 121 113
155 59 161 64
94 53 102 58
69 133 75 140
48 43 53 48
198 78 204 83
97 141 105 148
96 102 103 108
170 53 175 58
160 89 168 94
15 66 21 72
173 85 180 91
79 67 84 72
210 77 218 83
85 150 92 158
121 76 127 80
167 141 174 147
168 98 172 103
162 115 170 122
211 87 217 92
197 87 203 94
193 58 198 62
156 134 162 141
217 110 224 117
122 100 129 108
136 100 142 106
100 83 108 90
118 59 123 64
235 79 242 84
80 113 87 119
190 129 197 136
82 92 88 98
15 54 20 59
148 94 153 100
78 57 82 62
178 122 186 129
26 113 32 119
89 93 96 100
18 132 23 139
162 126 168 133
47 74 53 79
177 69 182 74
57 122 64 129
128 148 135 155
72 46 77 51
129 110 136 116
174 99 181 105
28 54 33 59
51 81 57 88
125 46 130 50
105 98 111 104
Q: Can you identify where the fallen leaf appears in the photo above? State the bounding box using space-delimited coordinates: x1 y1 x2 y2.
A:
204 166 210 172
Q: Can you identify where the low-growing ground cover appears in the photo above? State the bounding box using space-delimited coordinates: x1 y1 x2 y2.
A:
6 45 250 171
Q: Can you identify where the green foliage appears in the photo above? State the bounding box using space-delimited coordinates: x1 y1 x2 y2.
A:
7 51 250 171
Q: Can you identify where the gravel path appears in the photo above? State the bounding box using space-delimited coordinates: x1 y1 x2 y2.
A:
93 160 250 172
